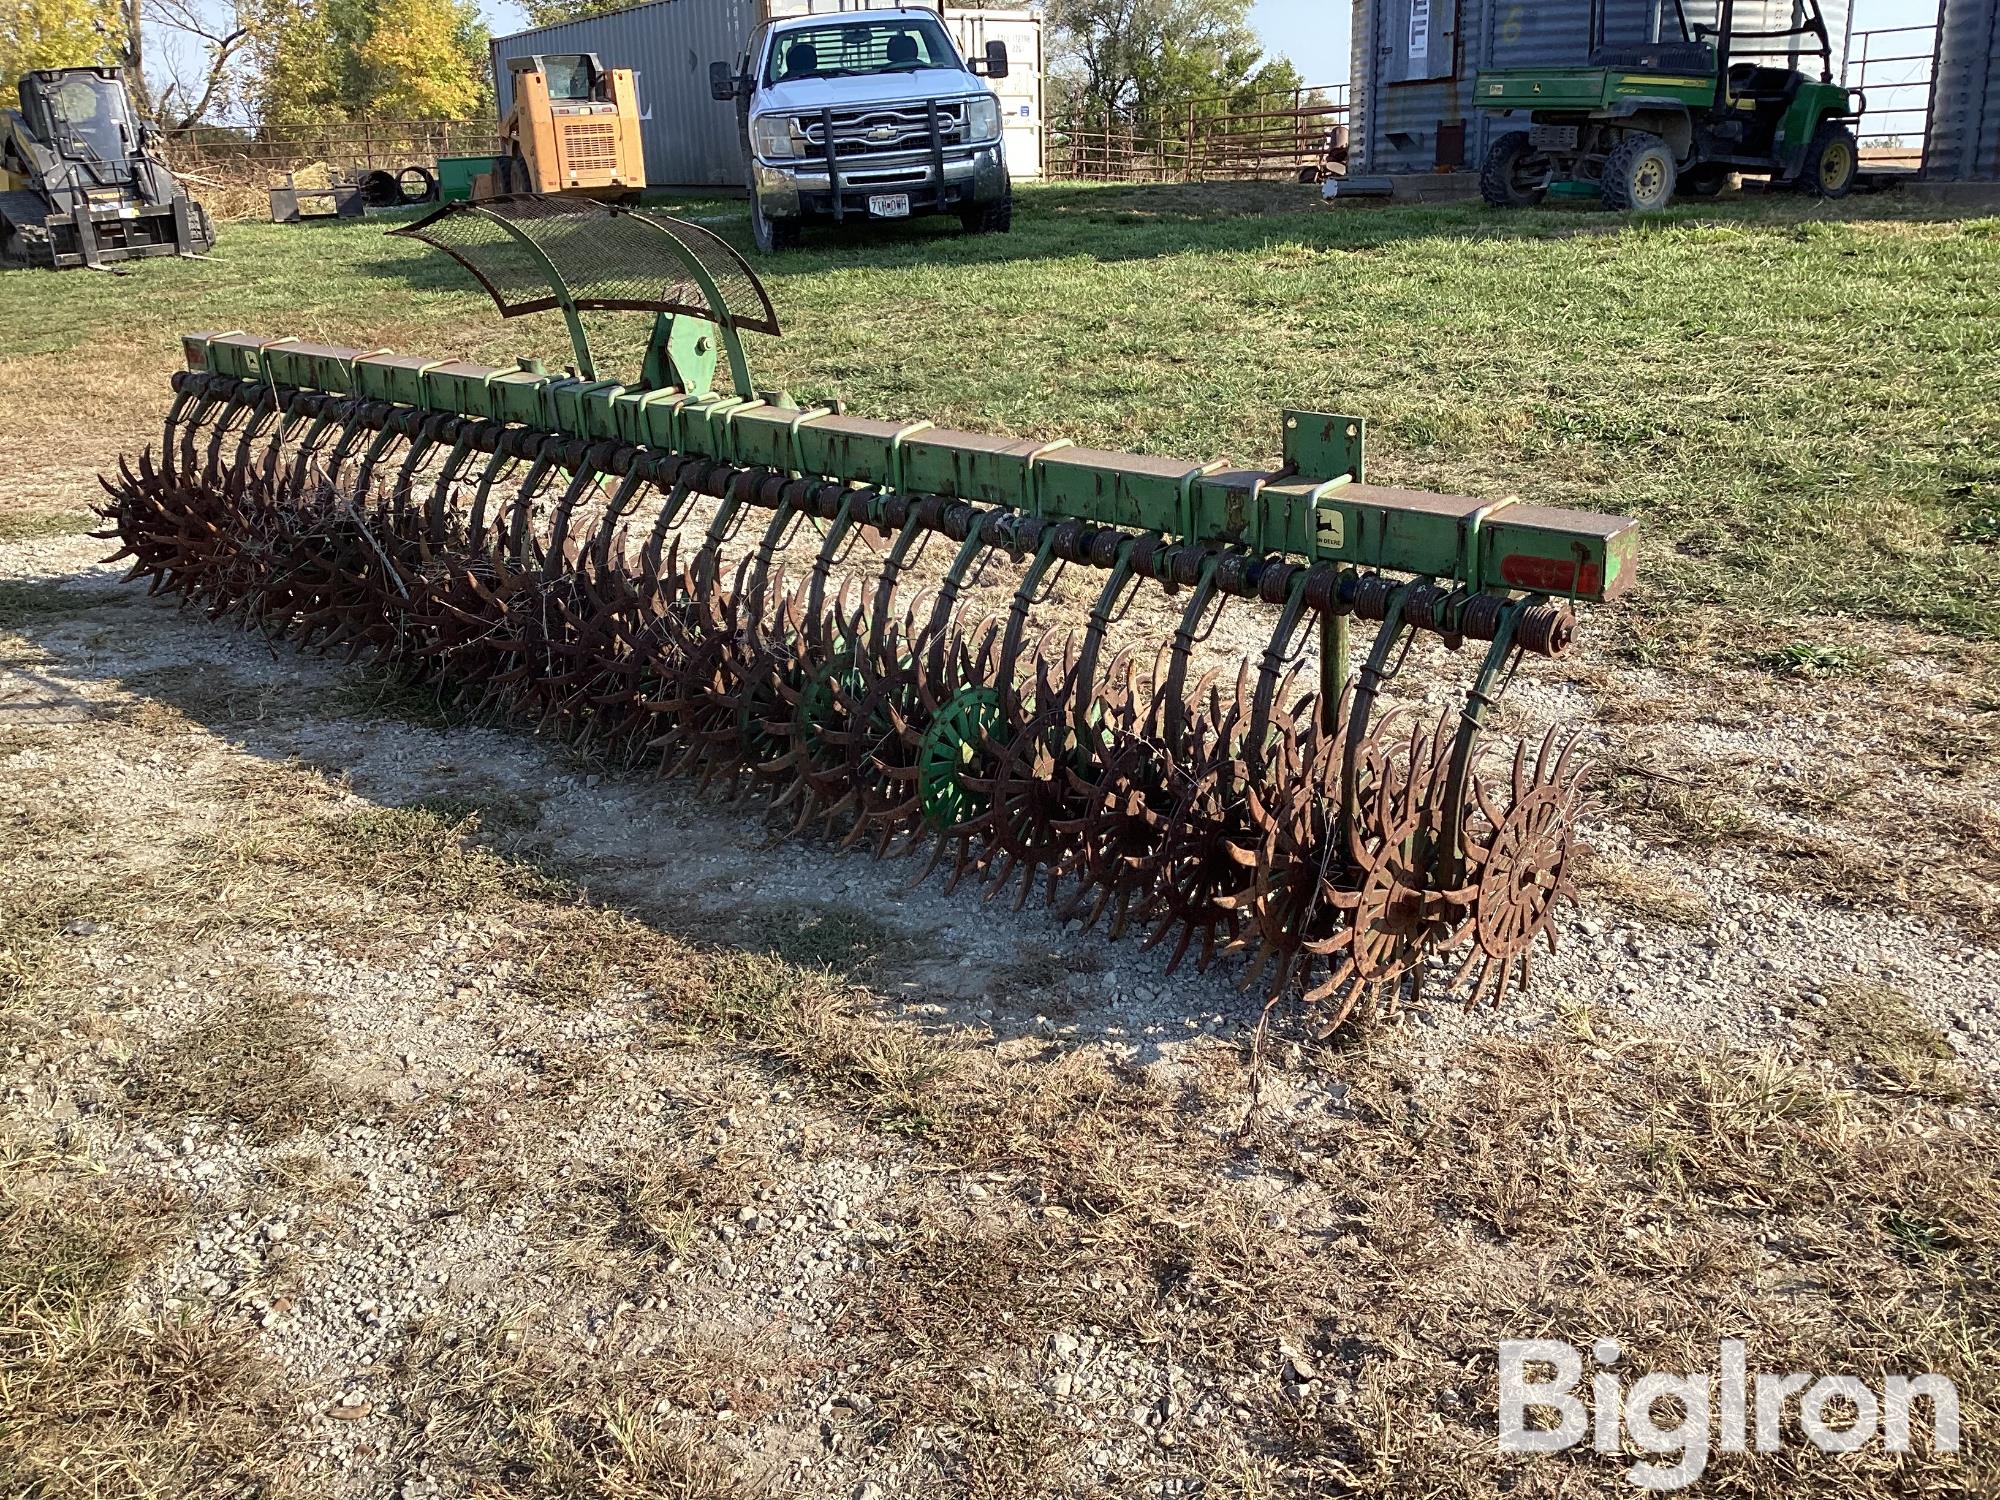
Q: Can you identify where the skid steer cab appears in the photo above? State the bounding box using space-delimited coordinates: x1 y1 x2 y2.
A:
1 67 214 269
1473 0 1862 212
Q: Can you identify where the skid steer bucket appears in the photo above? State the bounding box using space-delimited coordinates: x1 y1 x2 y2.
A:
100 196 1636 1032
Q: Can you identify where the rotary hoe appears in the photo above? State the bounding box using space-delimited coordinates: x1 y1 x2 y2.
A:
101 196 1637 1031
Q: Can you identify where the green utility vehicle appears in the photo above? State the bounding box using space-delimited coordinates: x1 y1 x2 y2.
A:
1473 0 1862 211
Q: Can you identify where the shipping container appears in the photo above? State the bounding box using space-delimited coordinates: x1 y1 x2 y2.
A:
1352 0 1849 174
1925 0 2000 181
490 0 1043 189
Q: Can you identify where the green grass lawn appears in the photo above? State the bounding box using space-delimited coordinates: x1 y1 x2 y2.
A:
4 181 1996 635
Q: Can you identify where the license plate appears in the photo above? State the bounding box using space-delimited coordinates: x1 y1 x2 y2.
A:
867 194 910 219
1530 125 1579 151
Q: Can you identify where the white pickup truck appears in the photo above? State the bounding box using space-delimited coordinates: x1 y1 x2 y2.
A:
709 8 1013 253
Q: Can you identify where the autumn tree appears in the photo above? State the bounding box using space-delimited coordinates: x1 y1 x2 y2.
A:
352 0 486 118
238 0 339 123
240 0 487 126
0 0 121 98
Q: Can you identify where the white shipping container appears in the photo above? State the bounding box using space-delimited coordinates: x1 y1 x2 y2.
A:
490 0 1044 189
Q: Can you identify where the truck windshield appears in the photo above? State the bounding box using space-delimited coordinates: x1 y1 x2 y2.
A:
40 74 131 164
763 18 957 85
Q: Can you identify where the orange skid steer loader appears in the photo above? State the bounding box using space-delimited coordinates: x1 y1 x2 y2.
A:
477 54 646 201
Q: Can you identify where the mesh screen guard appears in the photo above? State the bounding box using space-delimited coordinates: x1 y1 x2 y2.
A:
391 195 781 337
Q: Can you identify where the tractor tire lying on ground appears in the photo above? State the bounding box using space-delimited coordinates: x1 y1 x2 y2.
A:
1601 132 1678 212
1480 131 1549 209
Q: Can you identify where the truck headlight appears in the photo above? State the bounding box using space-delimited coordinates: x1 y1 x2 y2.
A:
965 93 1001 142
751 113 797 160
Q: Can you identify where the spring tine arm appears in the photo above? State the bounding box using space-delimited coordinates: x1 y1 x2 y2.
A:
425 429 479 543
466 447 516 543
386 424 440 529
543 462 604 576
1339 583 1415 854
1071 540 1139 740
1249 570 1314 756
349 421 403 502
591 468 651 573
642 479 695 579
1159 557 1222 745
1432 596 1530 890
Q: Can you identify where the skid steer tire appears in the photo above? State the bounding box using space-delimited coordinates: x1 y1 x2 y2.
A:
1799 120 1858 198
1602 132 1677 213
1480 131 1548 209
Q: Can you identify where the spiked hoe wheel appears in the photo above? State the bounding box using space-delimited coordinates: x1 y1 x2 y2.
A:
99 195 1638 1035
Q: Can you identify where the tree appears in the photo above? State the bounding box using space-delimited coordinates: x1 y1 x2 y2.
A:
520 0 632 28
1047 0 1296 130
353 0 486 119
239 0 487 126
239 0 341 124
0 0 121 98
148 0 251 127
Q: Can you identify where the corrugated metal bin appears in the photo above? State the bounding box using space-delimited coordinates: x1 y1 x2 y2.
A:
1926 0 2000 181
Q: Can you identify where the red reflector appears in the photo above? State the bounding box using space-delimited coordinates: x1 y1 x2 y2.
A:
1500 554 1600 596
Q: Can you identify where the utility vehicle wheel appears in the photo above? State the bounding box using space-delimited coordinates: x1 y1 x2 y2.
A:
750 195 802 254
188 200 216 254
1480 131 1547 208
958 192 1013 235
1602 132 1677 212
1800 120 1858 198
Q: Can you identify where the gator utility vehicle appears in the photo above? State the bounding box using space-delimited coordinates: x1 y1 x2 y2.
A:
1474 0 1862 211
1 67 213 269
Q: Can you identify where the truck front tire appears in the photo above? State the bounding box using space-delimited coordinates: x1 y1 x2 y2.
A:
750 195 801 254
959 192 1013 235
1480 132 1548 208
1602 132 1677 212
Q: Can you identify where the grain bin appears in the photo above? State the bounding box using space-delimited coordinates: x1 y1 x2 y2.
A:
1349 0 1848 175
1925 0 2000 181
490 0 1044 189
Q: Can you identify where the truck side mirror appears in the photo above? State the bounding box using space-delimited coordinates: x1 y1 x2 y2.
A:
977 40 1009 79
709 61 738 102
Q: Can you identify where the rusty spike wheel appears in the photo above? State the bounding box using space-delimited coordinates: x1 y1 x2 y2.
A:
1445 725 1592 1010
1234 705 1459 1033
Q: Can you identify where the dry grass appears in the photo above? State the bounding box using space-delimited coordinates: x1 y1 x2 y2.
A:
121 989 347 1142
384 1315 756 1500
0 1129 289 1498
3 613 1995 1496
1789 981 1970 1103
1577 851 1716 927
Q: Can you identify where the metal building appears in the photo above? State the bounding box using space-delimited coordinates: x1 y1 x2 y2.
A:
491 0 1044 189
1926 0 2000 180
1350 0 1850 174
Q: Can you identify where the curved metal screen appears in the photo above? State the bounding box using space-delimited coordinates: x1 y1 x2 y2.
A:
391 195 781 337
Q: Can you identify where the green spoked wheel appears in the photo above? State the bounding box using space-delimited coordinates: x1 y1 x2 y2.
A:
917 685 1003 830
